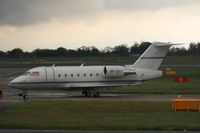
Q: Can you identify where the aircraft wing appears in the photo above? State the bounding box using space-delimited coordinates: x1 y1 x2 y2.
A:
65 81 141 88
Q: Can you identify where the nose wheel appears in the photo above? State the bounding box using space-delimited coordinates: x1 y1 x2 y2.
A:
18 91 28 101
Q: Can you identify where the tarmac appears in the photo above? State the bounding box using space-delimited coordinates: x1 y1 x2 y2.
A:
0 130 198 133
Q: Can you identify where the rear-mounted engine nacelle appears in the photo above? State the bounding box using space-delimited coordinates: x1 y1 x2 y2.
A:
103 66 125 78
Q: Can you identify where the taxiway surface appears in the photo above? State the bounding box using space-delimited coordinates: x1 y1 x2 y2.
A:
0 130 198 133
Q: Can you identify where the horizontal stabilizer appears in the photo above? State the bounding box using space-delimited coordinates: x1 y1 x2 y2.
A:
154 42 182 47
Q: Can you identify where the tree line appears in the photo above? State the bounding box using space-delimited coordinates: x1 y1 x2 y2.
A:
0 42 200 58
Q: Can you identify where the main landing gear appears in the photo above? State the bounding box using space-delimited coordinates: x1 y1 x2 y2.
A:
82 90 100 97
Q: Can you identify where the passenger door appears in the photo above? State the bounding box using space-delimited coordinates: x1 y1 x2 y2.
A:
45 67 55 82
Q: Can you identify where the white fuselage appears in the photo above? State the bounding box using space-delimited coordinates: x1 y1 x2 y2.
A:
8 65 162 90
8 42 174 94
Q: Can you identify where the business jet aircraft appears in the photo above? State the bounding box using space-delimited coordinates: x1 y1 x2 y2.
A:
8 42 174 99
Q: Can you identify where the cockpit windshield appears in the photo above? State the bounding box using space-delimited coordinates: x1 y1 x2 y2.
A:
22 71 40 76
30 72 40 76
23 71 30 76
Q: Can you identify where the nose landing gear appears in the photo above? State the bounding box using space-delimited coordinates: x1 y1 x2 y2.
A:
18 91 28 102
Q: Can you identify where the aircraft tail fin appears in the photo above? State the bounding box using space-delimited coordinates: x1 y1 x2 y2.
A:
133 42 175 70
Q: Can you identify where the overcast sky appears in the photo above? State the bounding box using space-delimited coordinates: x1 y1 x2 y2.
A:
0 0 200 52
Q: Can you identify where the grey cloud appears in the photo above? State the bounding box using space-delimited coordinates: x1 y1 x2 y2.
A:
0 0 104 26
105 0 200 11
0 0 199 26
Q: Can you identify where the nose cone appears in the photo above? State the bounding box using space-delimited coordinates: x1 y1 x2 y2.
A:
7 82 12 88
7 76 25 89
7 78 17 88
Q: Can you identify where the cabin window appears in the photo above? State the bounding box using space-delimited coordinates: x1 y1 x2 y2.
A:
77 74 80 77
65 74 67 77
83 73 86 77
71 74 73 77
96 73 99 76
58 74 61 77
90 73 93 77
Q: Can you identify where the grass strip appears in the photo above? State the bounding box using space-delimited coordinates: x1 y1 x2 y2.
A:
0 101 199 130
